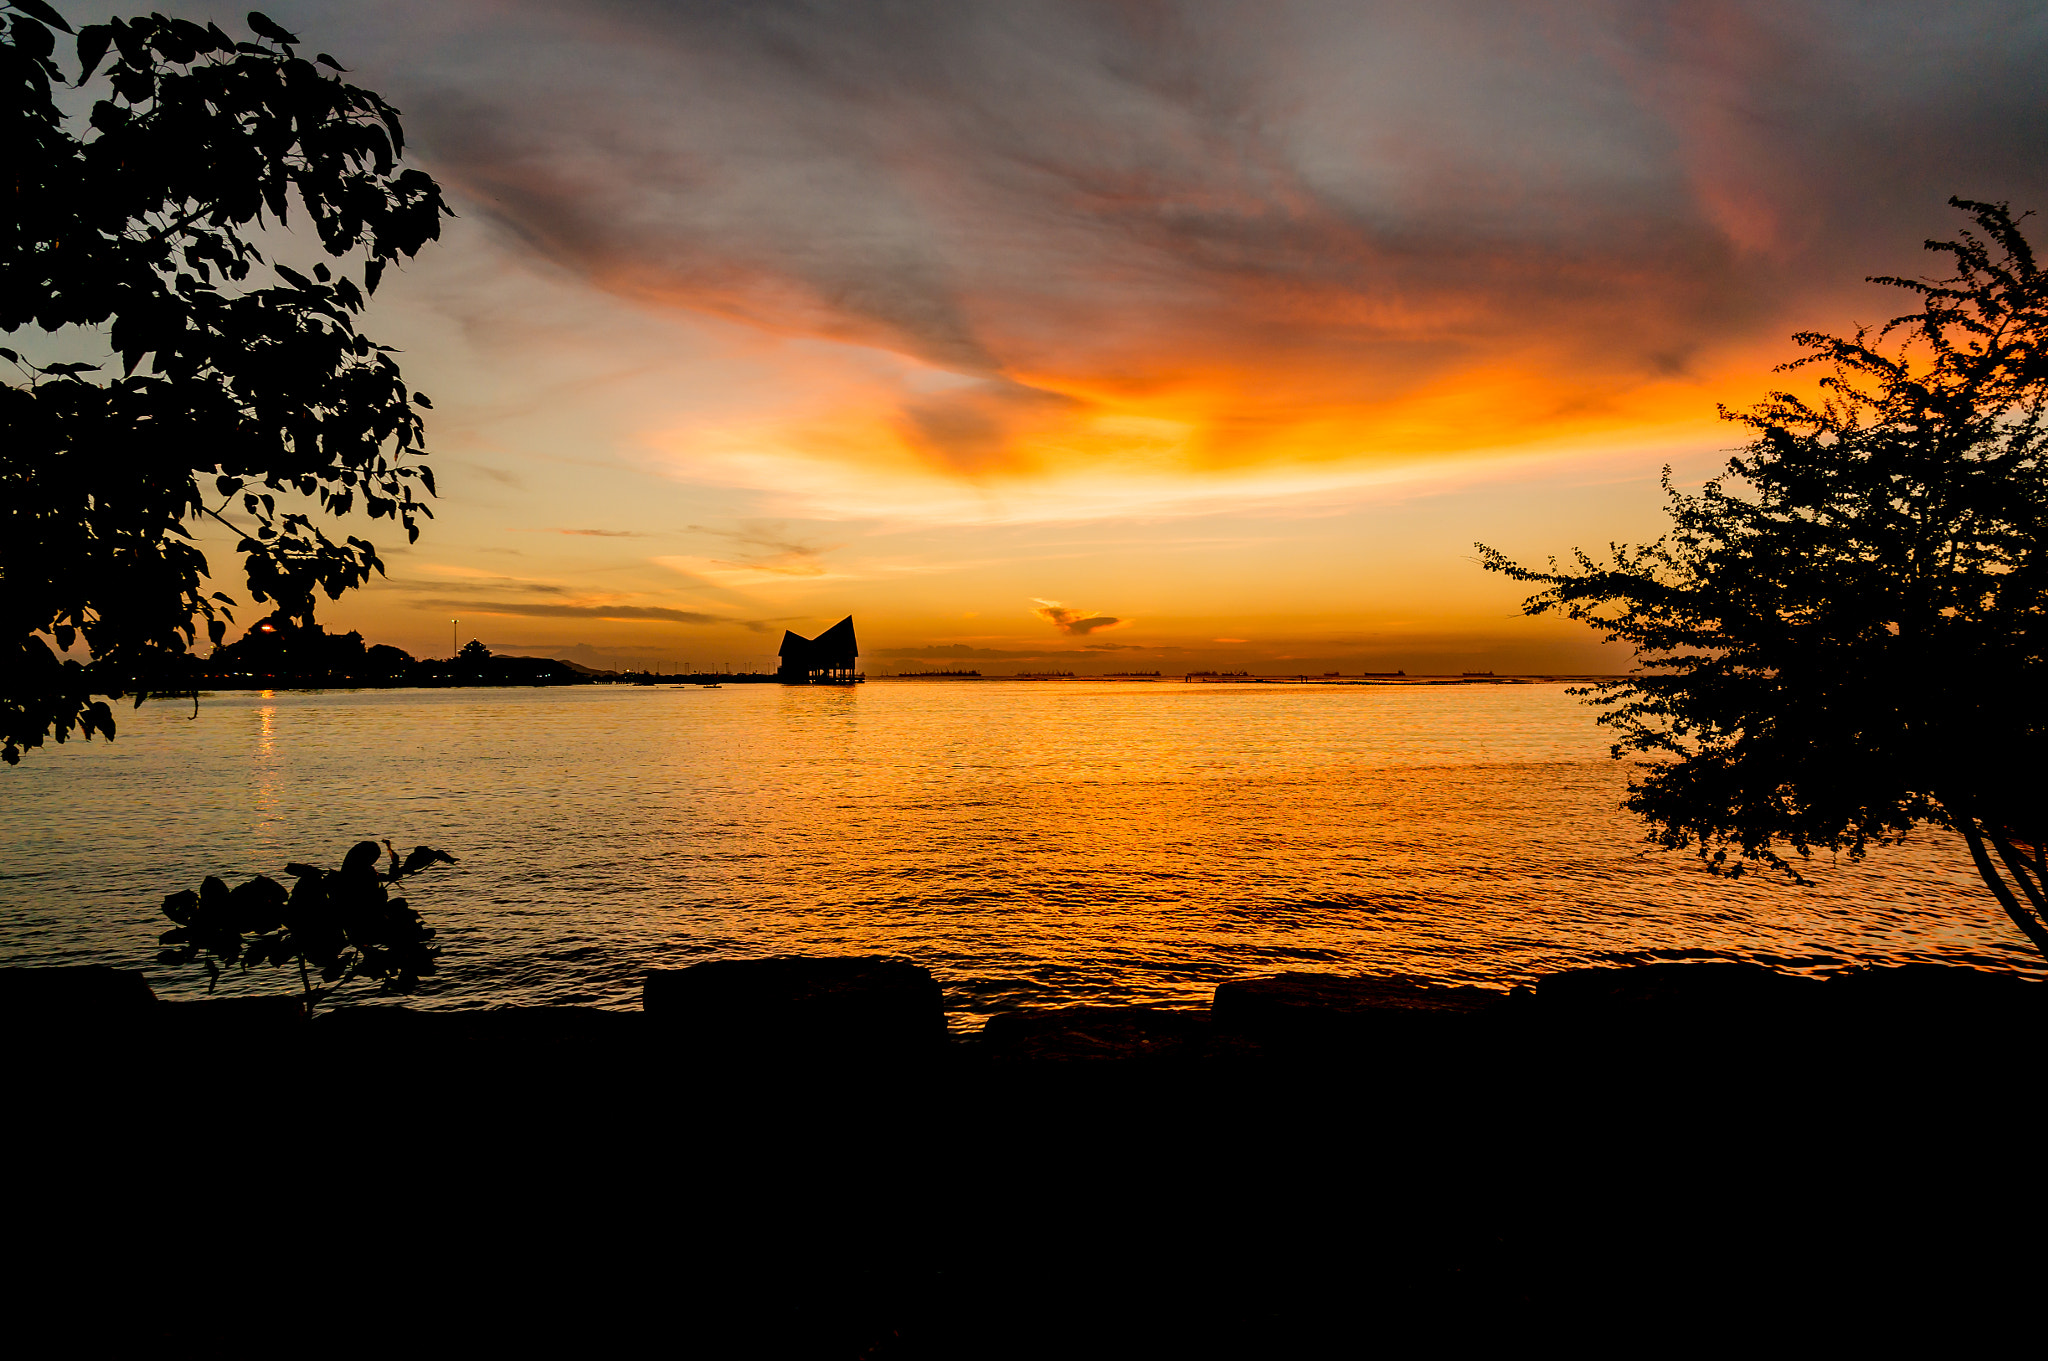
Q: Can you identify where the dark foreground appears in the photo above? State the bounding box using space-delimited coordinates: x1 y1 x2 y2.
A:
9 959 2041 1356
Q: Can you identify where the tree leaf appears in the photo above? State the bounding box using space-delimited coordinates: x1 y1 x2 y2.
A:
246 11 300 46
74 23 111 81
8 5 448 767
12 0 72 34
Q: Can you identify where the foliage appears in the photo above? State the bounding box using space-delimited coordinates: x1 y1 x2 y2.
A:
2 2 451 763
204 610 374 676
158 838 455 1008
1479 198 2048 959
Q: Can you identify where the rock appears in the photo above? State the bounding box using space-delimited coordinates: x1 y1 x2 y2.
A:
1212 973 1500 1050
0 966 157 1021
1824 963 2041 1007
313 1004 643 1058
155 994 309 1034
308 1005 653 1090
1522 962 1818 1019
1822 964 2045 1038
317 1003 641 1034
978 1006 1227 1062
643 956 945 1057
1500 964 1829 1060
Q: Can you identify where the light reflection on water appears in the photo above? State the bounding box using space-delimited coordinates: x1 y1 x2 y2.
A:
0 681 2033 1024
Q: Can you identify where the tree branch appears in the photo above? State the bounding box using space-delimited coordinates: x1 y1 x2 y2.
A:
1950 802 2048 958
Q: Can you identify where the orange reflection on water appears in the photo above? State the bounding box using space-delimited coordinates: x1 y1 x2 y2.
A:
0 683 2030 1013
251 698 282 834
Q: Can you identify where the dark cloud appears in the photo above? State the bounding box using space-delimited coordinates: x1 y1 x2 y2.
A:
1032 599 1124 635
374 0 2048 462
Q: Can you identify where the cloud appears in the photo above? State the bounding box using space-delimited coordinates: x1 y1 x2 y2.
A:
460 463 524 489
396 0 2048 481
896 378 1082 475
1213 637 1249 643
872 643 1068 659
526 528 654 537
654 554 833 586
1032 598 1125 635
673 522 844 579
391 569 568 595
418 598 773 630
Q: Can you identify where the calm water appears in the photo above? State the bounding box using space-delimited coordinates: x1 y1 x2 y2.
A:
0 681 2033 1025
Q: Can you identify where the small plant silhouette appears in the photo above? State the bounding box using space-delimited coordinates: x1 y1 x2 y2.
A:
157 840 454 1012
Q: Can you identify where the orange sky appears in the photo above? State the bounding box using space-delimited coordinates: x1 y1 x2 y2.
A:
149 0 2048 673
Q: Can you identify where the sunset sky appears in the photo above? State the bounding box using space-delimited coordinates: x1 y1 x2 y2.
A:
142 1 2048 672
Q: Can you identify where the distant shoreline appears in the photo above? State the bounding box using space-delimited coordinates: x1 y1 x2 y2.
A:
869 672 1627 685
171 673 1631 694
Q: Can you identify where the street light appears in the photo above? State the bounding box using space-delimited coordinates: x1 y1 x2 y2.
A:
451 619 458 658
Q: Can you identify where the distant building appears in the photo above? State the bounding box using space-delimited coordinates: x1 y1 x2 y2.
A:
777 616 860 684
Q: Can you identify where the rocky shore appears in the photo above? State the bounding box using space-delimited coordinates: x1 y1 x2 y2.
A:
10 957 2040 1354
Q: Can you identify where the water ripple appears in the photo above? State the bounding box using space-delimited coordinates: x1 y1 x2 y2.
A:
0 681 2035 1026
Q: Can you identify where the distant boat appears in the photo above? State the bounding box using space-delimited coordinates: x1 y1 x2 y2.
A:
700 683 722 689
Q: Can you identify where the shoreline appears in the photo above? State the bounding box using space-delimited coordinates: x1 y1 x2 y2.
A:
154 672 1634 695
13 954 2039 1350
13 951 2039 1056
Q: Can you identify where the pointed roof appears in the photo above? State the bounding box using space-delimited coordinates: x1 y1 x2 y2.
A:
813 615 857 657
777 616 858 664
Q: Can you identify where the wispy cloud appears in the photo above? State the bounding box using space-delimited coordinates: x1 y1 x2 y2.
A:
418 598 773 630
521 527 656 538
653 555 841 588
457 462 524 489
873 643 1069 660
391 567 569 595
660 521 844 579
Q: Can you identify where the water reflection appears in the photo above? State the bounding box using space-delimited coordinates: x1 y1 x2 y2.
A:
251 697 282 840
0 682 2033 1018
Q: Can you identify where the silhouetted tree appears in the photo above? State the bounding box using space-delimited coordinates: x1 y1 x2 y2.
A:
365 642 412 676
2 3 451 763
1481 199 2048 960
458 638 491 662
158 838 454 1011
206 611 370 677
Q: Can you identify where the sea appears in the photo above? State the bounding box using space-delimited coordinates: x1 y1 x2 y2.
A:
1 680 2033 1025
